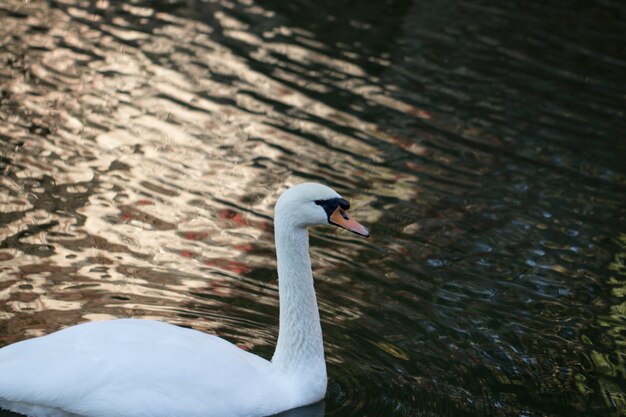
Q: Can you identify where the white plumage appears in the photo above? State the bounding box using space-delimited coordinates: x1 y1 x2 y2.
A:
0 183 368 417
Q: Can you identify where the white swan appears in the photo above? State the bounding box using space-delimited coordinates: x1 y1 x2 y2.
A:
0 183 369 417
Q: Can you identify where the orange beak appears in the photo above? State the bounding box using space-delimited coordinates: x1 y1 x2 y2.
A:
329 207 369 237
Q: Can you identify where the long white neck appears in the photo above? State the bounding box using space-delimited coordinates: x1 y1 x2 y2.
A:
271 219 326 381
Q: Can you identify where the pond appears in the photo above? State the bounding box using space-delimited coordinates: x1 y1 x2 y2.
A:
0 0 625 416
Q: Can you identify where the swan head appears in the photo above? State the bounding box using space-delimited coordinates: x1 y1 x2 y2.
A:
275 183 369 237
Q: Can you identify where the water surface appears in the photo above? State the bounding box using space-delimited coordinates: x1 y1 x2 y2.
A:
0 0 625 416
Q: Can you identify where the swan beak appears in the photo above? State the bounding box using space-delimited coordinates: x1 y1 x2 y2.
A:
329 207 369 237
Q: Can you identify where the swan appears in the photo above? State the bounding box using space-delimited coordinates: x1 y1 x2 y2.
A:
0 183 369 417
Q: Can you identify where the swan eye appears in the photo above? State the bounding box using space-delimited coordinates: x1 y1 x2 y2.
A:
314 198 350 217
337 199 350 210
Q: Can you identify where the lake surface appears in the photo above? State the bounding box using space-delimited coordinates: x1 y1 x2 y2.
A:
0 0 625 416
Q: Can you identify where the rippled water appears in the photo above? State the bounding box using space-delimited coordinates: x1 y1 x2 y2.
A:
1 0 625 416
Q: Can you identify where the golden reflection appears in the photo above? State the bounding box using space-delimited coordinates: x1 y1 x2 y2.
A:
0 12 392 337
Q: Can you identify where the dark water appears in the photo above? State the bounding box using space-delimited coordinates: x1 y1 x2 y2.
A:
1 0 625 416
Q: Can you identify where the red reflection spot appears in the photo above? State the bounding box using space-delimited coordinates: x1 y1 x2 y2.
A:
274 86 292 96
233 243 253 252
218 209 248 226
415 110 432 119
256 220 270 231
405 106 432 120
120 213 132 221
218 208 236 219
183 231 208 241
218 209 269 231
404 161 419 171
232 213 246 226
181 250 193 258
205 259 251 274
136 199 153 206
236 342 254 351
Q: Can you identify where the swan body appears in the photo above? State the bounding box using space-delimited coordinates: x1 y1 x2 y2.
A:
0 183 369 417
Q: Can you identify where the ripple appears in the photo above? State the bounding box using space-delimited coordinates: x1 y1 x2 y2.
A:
1 0 625 416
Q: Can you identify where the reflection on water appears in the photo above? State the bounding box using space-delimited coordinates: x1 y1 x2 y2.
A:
0 0 625 416
273 401 324 417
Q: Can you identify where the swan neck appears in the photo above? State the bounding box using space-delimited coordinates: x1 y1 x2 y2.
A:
271 222 325 377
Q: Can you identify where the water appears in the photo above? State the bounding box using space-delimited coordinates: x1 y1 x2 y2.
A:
0 0 625 416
